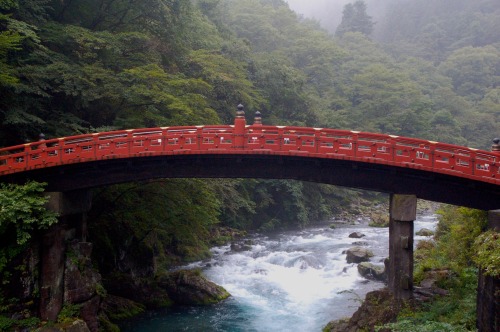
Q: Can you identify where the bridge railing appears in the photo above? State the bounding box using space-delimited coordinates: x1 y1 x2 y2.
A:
0 125 498 184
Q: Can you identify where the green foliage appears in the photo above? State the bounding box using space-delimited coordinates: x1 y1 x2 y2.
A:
434 206 487 268
57 303 82 324
0 181 57 246
89 179 221 272
0 315 13 332
438 45 500 101
473 230 500 277
377 319 468 332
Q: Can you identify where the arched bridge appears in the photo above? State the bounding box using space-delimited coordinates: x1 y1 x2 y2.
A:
1 111 499 210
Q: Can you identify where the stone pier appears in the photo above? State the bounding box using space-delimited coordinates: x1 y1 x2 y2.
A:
40 190 92 321
388 194 416 300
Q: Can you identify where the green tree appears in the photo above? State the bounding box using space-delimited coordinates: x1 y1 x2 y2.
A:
89 179 221 273
335 1 374 38
438 45 500 101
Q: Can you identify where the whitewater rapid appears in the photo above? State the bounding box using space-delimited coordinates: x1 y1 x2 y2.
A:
121 214 437 331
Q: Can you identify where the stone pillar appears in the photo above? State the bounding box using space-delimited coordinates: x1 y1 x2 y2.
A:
388 194 416 300
40 223 66 321
476 210 499 332
40 190 92 320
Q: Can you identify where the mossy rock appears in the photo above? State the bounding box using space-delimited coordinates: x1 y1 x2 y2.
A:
100 294 146 321
157 269 230 305
416 228 434 236
369 212 389 227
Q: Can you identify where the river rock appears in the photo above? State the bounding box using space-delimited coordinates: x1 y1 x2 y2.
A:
357 262 386 281
285 255 323 269
348 232 365 238
346 246 373 263
103 271 173 311
230 241 252 252
158 269 230 305
416 228 434 236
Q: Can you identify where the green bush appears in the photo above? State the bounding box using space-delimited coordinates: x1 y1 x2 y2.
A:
473 230 500 277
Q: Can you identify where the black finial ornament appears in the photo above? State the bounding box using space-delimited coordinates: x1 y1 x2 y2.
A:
237 104 245 117
254 110 262 125
492 138 500 152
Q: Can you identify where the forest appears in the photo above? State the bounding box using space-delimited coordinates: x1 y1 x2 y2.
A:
0 0 499 331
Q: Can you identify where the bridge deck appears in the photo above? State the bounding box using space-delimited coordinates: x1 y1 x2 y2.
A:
1 125 498 186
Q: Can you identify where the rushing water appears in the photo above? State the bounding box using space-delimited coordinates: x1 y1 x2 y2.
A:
120 214 437 332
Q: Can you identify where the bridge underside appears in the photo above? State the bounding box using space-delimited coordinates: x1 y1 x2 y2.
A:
3 154 499 210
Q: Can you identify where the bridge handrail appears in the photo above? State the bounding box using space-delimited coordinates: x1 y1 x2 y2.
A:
0 125 498 185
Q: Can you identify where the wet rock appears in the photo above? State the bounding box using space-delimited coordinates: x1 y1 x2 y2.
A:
346 247 373 263
352 241 369 246
357 262 386 281
416 228 434 236
230 242 252 252
158 269 230 305
285 255 323 269
348 232 365 238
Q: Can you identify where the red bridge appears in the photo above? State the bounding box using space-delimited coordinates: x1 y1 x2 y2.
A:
1 107 499 210
2 106 499 326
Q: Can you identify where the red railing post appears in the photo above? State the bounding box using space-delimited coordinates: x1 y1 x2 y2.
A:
233 104 246 150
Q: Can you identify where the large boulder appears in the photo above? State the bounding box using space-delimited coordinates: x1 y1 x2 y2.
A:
348 232 365 238
357 262 386 281
102 272 172 308
346 246 373 263
158 269 230 305
323 289 401 331
100 294 145 321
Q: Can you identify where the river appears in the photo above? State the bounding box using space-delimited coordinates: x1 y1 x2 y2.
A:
120 214 437 331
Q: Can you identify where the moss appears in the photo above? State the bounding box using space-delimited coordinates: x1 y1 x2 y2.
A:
98 314 120 332
101 295 146 321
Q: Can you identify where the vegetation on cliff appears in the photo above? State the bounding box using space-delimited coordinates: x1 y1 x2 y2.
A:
0 182 56 330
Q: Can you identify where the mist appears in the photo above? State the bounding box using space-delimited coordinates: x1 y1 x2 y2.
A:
286 0 392 35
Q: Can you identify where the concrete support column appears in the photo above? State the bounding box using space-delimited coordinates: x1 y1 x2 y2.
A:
476 210 499 332
388 194 416 300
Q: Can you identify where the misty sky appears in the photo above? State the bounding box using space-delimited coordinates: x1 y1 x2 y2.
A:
286 0 390 34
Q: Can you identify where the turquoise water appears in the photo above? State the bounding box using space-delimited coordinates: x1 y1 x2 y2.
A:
120 215 437 332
